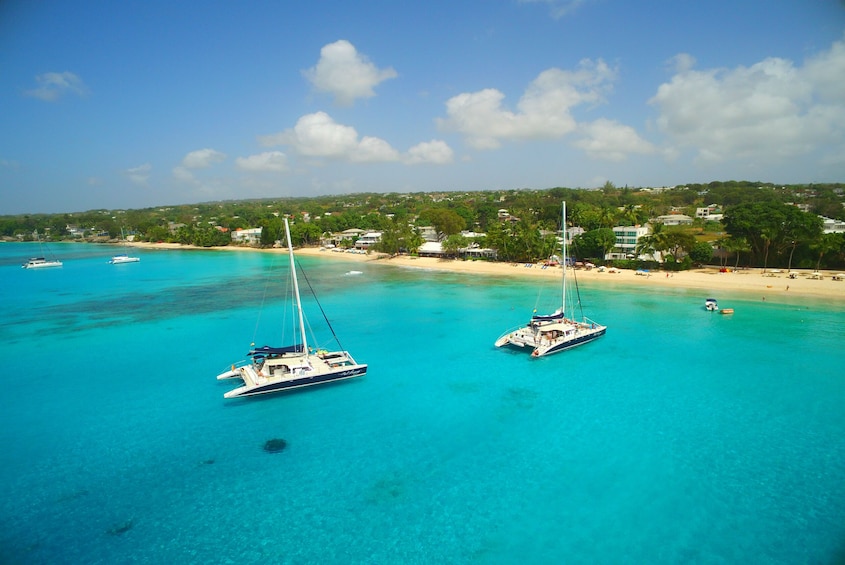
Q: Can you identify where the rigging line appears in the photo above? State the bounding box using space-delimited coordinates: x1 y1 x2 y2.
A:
251 258 276 347
569 238 587 319
295 256 345 351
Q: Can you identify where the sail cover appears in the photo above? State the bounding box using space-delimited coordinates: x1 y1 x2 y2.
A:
249 344 303 357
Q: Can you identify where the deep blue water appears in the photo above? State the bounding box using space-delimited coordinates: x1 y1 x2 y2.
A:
1 242 844 564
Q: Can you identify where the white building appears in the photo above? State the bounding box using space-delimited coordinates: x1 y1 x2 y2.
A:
655 214 694 226
418 241 443 256
606 225 651 260
821 216 845 234
695 206 724 222
231 227 262 245
355 231 382 249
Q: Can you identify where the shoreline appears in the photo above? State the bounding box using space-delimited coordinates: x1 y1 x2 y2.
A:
128 241 845 304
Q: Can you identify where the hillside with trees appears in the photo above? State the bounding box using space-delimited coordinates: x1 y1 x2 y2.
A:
2 181 844 270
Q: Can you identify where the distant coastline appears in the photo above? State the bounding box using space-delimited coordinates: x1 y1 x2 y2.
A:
126 241 845 305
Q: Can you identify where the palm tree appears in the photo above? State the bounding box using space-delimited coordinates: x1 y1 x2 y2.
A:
635 233 658 262
722 236 750 269
811 233 840 272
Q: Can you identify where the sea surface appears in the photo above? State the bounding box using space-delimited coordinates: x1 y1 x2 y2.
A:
1 242 844 564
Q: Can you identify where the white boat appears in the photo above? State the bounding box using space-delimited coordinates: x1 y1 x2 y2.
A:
495 202 606 357
109 254 140 264
22 257 63 269
22 232 63 269
109 229 140 264
705 298 719 311
217 218 367 398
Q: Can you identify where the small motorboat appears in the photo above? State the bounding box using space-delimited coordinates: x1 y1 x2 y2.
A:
705 298 718 311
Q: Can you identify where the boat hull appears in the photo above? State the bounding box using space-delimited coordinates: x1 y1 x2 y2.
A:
496 323 606 357
22 259 62 269
223 365 367 398
110 256 140 264
532 327 606 356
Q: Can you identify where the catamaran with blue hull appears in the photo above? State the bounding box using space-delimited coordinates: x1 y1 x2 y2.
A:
217 218 367 398
495 201 606 357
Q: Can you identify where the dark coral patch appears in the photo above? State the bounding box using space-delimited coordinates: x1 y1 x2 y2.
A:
107 519 134 536
263 438 287 453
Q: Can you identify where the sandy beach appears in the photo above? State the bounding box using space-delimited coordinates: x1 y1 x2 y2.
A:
130 242 845 304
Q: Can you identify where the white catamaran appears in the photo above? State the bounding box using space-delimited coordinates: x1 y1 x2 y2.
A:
217 218 367 398
22 232 63 269
495 202 606 357
109 228 140 264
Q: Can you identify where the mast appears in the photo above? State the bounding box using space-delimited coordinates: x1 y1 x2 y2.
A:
284 218 309 355
561 202 567 316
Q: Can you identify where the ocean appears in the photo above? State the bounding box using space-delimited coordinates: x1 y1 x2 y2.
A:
1 242 844 564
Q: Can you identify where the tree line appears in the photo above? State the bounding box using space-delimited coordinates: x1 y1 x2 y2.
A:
2 182 844 270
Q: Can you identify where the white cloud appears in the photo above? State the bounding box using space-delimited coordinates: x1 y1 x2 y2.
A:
235 151 289 172
261 112 454 166
404 140 454 165
181 148 226 169
351 136 400 163
124 163 152 185
667 53 696 74
303 40 398 106
261 111 400 163
574 119 655 161
172 166 197 184
650 34 845 164
25 71 88 101
437 59 616 149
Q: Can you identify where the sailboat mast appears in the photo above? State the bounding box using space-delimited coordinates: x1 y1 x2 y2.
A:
561 202 567 316
284 218 309 354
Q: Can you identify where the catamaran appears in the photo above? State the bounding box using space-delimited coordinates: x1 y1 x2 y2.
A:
217 218 367 398
22 232 63 269
495 202 606 357
109 229 140 264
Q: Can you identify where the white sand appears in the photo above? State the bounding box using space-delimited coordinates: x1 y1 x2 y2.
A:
130 242 845 304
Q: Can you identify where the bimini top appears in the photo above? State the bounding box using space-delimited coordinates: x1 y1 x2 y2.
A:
248 344 304 358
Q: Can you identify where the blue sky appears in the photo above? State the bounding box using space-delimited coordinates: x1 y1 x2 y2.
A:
2 0 844 214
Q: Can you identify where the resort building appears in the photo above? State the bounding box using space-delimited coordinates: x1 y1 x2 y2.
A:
606 225 651 260
418 226 439 242
418 241 443 257
354 231 382 250
231 227 262 245
320 228 365 248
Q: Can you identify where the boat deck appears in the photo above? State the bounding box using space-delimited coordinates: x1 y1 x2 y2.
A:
222 350 366 398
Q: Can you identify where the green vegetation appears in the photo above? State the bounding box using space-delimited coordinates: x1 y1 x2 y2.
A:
2 181 844 270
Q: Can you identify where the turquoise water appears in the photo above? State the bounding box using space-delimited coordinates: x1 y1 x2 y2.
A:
1 243 844 564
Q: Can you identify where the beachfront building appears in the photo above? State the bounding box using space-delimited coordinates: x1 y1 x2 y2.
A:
417 240 496 259
231 227 262 245
418 226 439 242
66 225 87 238
606 225 651 261
354 231 382 250
418 241 443 257
321 228 365 248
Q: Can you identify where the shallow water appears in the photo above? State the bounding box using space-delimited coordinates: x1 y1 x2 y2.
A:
1 243 844 564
